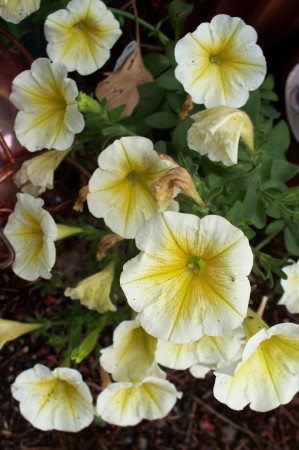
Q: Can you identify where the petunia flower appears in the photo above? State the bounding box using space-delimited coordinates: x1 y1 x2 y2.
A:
10 58 84 152
100 316 157 381
87 137 178 239
156 328 244 375
11 364 94 431
45 0 121 76
0 0 40 24
213 322 299 412
64 260 117 313
96 374 182 426
120 211 253 343
187 106 254 166
174 14 266 108
0 319 41 350
13 149 71 197
3 193 83 281
278 260 299 313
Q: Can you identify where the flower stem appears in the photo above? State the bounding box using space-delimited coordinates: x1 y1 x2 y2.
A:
109 8 169 46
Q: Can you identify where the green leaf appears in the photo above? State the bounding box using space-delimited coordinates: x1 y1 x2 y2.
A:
260 90 279 101
261 74 275 91
267 120 290 158
271 160 299 183
265 220 284 236
168 0 194 40
144 111 178 129
133 82 164 117
144 53 170 77
171 118 193 153
108 104 126 122
251 199 267 229
71 328 101 364
260 103 280 119
156 68 182 91
284 225 299 257
241 90 260 124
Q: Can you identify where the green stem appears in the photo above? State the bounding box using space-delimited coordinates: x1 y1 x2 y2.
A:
109 8 169 46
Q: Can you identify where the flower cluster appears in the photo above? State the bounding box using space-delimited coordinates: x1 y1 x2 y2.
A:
2 0 299 437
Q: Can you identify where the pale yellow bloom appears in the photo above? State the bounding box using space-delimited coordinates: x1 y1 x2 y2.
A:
156 329 244 374
175 14 266 108
187 106 254 166
45 0 121 75
10 58 84 152
12 364 94 431
278 260 299 313
87 137 178 239
64 260 116 313
3 193 57 281
213 323 299 411
0 319 41 350
13 149 70 196
96 374 182 426
100 317 157 381
120 212 253 343
0 0 40 23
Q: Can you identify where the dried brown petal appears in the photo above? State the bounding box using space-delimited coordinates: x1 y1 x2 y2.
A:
96 233 124 261
95 46 153 117
73 185 89 212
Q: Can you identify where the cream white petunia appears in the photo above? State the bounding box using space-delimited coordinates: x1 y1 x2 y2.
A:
96 375 182 426
64 260 116 313
100 317 157 381
3 193 57 281
187 106 254 166
87 137 178 239
11 364 94 431
45 0 121 76
0 319 41 350
10 58 84 152
175 14 266 108
120 212 253 343
13 149 70 196
213 323 299 412
278 260 299 313
0 0 40 24
156 328 244 373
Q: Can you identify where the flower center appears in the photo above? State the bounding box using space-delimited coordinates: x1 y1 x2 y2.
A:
209 54 222 65
187 256 205 273
127 171 139 184
73 22 85 30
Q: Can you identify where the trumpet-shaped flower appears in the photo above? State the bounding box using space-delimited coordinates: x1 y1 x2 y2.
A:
45 0 121 76
3 193 57 281
13 149 70 196
0 319 41 350
156 329 244 373
0 0 40 24
100 317 157 381
11 364 94 431
64 260 116 313
187 106 254 166
10 58 84 152
96 375 182 426
175 14 266 108
120 212 253 343
213 323 299 412
87 137 178 239
278 260 299 313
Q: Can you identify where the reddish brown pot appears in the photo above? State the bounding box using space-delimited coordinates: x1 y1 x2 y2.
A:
0 30 33 269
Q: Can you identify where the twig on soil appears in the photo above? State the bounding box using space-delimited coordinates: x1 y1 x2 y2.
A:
194 396 263 449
